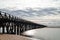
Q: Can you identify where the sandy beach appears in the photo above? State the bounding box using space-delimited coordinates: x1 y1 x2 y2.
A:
0 34 31 40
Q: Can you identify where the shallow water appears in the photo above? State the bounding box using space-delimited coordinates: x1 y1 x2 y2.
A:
23 28 60 40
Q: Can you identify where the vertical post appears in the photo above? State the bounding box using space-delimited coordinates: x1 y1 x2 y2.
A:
19 25 20 35
23 24 25 32
14 25 16 34
17 25 19 35
6 26 9 34
6 22 9 34
16 26 17 35
2 26 4 33
10 22 14 34
20 24 24 35
8 22 13 34
0 11 1 15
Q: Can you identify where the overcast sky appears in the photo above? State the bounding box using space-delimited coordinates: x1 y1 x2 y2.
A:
0 0 60 27
0 0 60 9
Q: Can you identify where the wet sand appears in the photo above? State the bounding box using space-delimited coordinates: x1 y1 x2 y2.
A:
0 34 31 40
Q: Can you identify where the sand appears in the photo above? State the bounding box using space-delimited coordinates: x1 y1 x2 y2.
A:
0 34 31 40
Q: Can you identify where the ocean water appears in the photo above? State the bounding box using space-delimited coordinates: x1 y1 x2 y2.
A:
23 27 60 40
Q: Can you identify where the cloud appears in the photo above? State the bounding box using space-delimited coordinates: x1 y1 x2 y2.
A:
0 7 60 27
0 0 60 9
